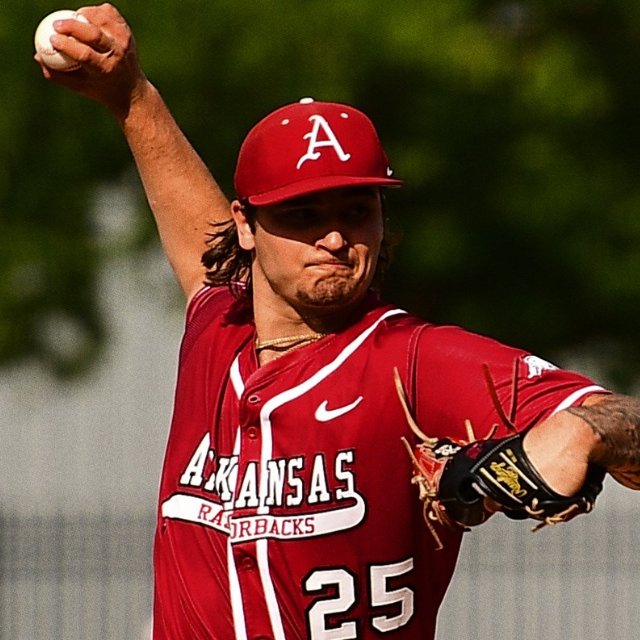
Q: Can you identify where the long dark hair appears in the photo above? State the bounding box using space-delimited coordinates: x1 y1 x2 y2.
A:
201 199 397 299
201 214 254 298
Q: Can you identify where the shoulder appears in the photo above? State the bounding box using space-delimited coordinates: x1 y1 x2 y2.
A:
413 324 525 361
179 285 253 363
373 312 517 365
183 285 252 341
186 285 247 325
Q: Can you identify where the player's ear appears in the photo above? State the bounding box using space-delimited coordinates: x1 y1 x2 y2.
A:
231 200 255 251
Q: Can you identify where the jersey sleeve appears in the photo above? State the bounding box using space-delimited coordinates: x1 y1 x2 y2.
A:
180 285 252 363
412 325 608 441
186 285 230 325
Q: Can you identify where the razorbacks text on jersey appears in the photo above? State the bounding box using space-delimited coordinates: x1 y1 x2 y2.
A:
152 287 605 640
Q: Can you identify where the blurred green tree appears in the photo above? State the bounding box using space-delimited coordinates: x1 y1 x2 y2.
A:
2 0 639 386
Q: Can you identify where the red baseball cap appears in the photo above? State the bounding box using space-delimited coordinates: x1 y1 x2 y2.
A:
233 97 403 206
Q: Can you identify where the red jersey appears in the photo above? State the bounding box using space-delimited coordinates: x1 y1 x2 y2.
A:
153 288 605 639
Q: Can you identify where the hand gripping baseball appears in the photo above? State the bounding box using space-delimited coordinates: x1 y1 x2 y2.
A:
35 4 146 120
395 364 605 549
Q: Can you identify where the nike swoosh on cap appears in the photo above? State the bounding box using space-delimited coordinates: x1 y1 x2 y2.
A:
314 396 364 422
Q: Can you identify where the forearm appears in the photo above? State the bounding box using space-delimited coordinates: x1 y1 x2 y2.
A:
525 393 640 495
566 394 640 486
120 80 230 299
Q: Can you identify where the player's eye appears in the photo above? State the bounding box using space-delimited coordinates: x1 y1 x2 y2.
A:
342 202 374 223
285 208 321 227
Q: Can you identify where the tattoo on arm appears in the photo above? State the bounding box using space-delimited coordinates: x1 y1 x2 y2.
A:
566 395 640 469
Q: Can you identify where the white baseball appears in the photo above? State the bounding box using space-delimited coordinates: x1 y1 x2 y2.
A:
34 9 89 71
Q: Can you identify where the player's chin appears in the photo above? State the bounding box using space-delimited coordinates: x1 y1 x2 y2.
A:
297 276 367 310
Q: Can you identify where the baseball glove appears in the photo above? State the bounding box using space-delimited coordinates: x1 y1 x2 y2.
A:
395 363 605 549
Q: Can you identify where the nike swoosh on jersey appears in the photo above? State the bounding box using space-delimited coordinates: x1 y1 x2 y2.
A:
314 396 364 422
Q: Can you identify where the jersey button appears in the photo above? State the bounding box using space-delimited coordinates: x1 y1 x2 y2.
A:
246 426 259 439
247 394 261 404
240 555 256 571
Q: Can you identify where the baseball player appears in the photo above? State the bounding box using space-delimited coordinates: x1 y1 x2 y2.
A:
38 5 640 639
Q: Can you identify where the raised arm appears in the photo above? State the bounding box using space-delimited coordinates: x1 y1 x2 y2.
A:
35 4 230 300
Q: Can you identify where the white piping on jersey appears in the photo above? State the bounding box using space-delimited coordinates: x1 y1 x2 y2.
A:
549 385 607 416
229 356 247 639
249 307 406 640
230 355 245 397
228 537 248 640
257 537 286 639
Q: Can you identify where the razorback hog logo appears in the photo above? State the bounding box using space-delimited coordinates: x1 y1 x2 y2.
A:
296 114 352 169
523 355 558 379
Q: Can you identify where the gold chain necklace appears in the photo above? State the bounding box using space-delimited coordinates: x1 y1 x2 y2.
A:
255 332 326 351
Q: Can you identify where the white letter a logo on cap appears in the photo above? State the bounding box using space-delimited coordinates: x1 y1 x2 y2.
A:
296 115 351 170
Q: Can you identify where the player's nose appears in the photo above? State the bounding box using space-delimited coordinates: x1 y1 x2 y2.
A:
316 229 348 252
